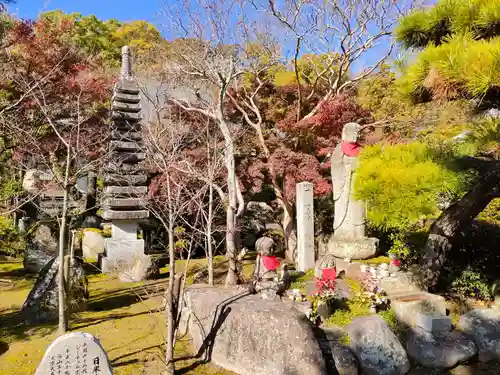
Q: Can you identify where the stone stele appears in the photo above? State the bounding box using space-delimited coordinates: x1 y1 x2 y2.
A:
35 332 113 375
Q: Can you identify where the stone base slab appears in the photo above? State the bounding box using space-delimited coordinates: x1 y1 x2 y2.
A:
101 239 145 273
415 313 452 333
391 292 446 328
317 235 378 260
378 270 424 297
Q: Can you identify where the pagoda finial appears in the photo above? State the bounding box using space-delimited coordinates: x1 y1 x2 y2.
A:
121 46 133 81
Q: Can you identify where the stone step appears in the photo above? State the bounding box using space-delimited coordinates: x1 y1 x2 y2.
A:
112 92 141 103
111 130 142 141
113 120 141 130
104 186 147 196
110 141 142 152
103 197 146 209
112 101 141 113
111 153 146 164
103 174 147 186
111 111 142 121
115 81 140 95
104 163 144 174
102 209 149 220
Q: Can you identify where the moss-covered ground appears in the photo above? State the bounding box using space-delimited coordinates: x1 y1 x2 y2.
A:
0 255 255 375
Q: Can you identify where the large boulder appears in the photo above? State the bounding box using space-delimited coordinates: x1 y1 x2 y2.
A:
22 256 88 323
24 223 58 273
458 308 500 362
345 316 410 375
321 327 359 375
181 285 327 375
406 327 477 368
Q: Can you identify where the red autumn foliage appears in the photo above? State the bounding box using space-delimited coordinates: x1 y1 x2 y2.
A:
1 18 112 164
278 95 372 156
231 84 372 201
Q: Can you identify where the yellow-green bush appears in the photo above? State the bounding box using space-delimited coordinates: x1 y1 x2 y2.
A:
354 142 462 231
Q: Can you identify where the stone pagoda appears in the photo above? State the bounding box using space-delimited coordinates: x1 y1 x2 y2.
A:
100 46 149 273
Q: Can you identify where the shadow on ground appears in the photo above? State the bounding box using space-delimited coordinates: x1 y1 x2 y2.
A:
0 308 57 343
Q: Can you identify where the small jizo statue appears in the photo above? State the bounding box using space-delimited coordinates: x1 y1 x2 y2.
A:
249 236 283 300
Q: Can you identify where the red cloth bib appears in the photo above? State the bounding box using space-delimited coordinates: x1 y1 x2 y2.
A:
262 255 280 271
341 142 361 157
390 259 401 267
322 268 336 281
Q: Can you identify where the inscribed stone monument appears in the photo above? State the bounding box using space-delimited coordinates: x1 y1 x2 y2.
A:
35 332 113 375
321 122 378 259
100 46 149 276
296 182 315 271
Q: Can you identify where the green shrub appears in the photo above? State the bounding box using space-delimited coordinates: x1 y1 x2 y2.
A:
0 179 22 201
387 232 422 267
478 198 500 225
451 268 491 300
354 142 462 232
0 216 24 257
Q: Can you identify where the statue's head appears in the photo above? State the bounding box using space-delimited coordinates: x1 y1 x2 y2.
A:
256 236 275 256
342 122 361 143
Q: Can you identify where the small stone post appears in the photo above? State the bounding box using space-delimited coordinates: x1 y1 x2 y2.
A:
296 182 315 272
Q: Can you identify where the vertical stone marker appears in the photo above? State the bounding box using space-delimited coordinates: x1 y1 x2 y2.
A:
35 332 113 375
296 182 315 272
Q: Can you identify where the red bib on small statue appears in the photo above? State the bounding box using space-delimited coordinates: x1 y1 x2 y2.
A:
341 142 361 157
322 268 336 281
262 255 280 271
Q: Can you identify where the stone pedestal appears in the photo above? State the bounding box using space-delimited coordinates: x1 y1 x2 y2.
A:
82 230 105 261
296 182 315 272
390 292 446 328
101 239 145 272
318 236 378 260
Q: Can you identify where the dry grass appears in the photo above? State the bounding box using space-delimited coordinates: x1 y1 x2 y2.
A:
0 256 256 375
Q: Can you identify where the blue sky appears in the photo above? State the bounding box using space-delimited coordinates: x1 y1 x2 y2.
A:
13 0 163 24
11 0 408 73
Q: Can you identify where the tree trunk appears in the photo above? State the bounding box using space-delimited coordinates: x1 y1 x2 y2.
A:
86 171 97 215
282 200 297 262
420 163 500 287
244 113 299 260
165 175 176 375
58 151 71 335
218 118 239 286
207 182 214 286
